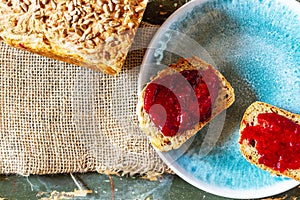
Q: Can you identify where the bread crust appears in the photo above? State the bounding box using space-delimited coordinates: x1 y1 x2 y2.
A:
137 56 235 151
240 101 300 181
3 37 118 75
0 0 147 75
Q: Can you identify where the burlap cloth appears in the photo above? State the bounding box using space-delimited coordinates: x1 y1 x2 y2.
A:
0 22 172 179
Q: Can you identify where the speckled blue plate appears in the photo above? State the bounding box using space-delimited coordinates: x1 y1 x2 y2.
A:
138 0 300 198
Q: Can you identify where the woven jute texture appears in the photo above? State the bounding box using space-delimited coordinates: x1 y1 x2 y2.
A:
0 22 171 179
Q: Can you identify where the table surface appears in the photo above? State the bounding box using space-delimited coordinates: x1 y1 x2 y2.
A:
1 0 300 199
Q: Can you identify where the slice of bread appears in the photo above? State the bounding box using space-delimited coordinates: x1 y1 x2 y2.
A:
137 56 235 151
0 0 147 75
239 101 300 181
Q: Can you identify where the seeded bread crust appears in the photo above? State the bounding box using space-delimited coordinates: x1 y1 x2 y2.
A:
0 0 147 75
240 101 300 181
137 56 235 152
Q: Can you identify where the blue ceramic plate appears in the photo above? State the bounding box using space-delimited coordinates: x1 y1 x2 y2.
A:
138 0 300 198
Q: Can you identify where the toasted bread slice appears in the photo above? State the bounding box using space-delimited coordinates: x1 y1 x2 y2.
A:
239 101 300 181
137 56 235 151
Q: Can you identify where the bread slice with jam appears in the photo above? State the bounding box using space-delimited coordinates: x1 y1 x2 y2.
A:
239 101 300 181
137 56 235 151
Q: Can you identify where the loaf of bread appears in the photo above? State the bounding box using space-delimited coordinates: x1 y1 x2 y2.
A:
0 0 147 75
239 101 300 181
137 56 235 151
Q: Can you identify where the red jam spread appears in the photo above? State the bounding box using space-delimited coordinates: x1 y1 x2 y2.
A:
143 66 219 137
240 112 300 173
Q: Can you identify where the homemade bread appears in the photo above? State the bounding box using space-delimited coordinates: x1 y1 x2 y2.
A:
239 101 300 181
0 0 147 75
137 56 235 151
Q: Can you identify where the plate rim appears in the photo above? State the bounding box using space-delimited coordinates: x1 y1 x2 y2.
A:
156 150 299 199
140 0 300 198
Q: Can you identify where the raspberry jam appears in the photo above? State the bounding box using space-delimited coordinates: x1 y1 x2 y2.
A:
240 112 300 173
143 66 219 137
